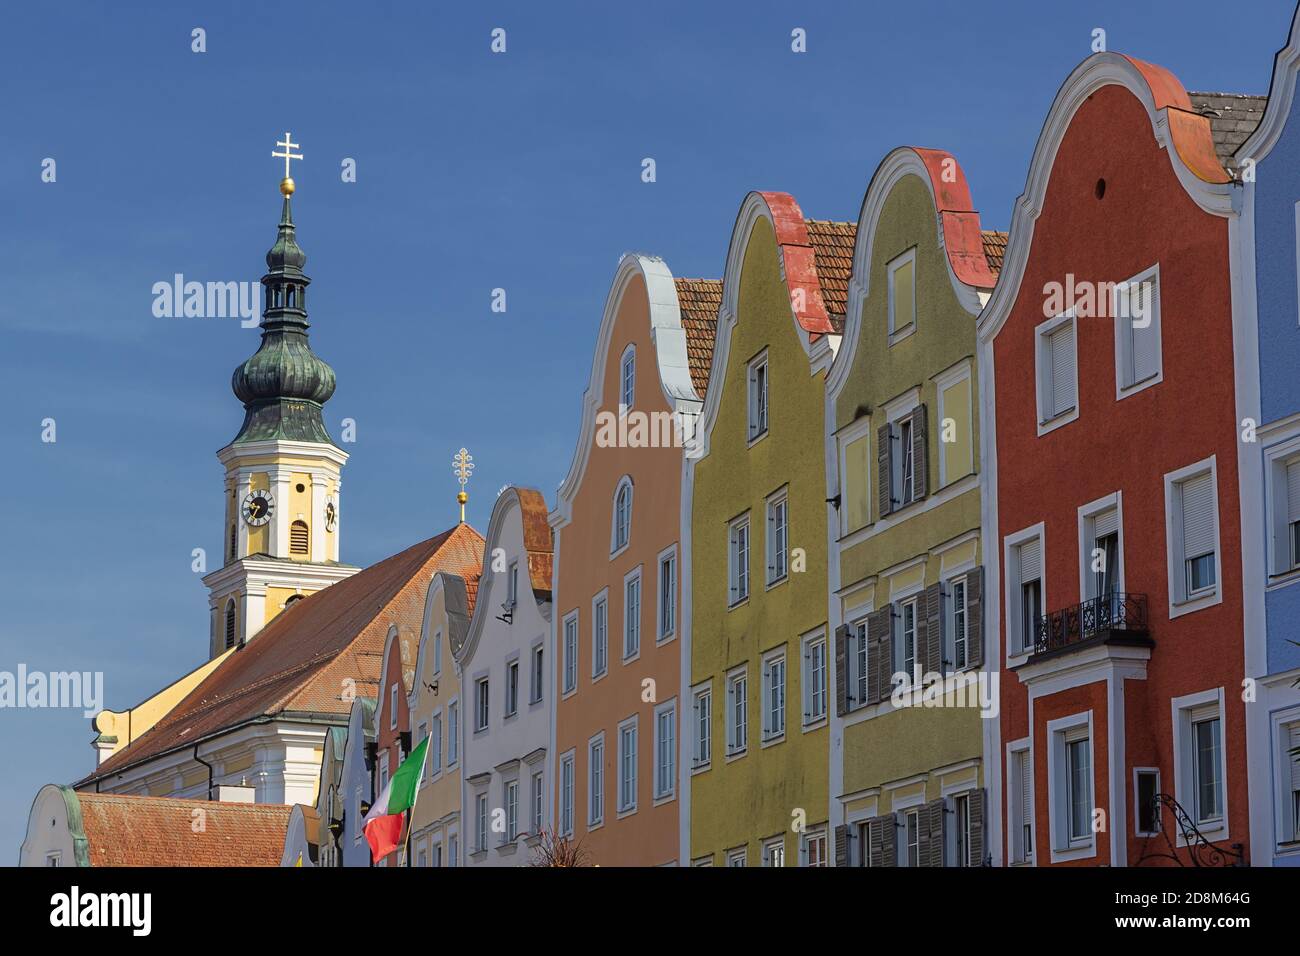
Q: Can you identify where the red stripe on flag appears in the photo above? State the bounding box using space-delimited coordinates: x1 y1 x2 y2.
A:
365 812 404 863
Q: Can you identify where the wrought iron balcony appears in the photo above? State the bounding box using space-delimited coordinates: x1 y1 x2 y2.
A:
1032 591 1150 658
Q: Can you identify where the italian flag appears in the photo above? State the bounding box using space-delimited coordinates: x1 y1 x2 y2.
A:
363 736 428 862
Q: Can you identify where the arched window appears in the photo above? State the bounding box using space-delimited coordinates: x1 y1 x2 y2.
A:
274 287 284 308
287 285 296 308
612 477 633 553
224 599 237 649
284 593 304 610
290 520 310 555
619 345 636 413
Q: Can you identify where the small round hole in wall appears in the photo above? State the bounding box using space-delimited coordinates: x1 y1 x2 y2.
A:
296 483 306 493
1095 178 1107 200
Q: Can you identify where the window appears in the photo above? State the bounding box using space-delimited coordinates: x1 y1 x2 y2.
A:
530 644 544 703
589 737 605 826
45 852 60 867
905 810 920 866
950 577 969 670
935 361 974 485
766 491 788 585
506 559 519 610
1011 746 1034 863
762 651 786 740
474 678 489 732
475 793 488 852
763 837 786 868
692 685 712 767
624 570 641 660
1086 507 1121 601
842 430 871 531
954 793 972 867
748 353 769 440
505 780 519 841
802 634 826 724
416 721 429 783
224 599 237 650
430 840 442 868
532 771 544 835
389 683 398 729
726 847 747 867
1281 719 1300 845
1271 455 1300 575
1008 530 1044 655
850 617 869 705
729 515 750 605
562 613 578 694
655 701 676 799
1165 459 1220 613
1036 313 1078 428
620 344 635 412
560 754 575 836
618 718 638 812
658 548 676 641
802 829 827 867
899 418 915 505
429 713 442 775
504 660 519 717
433 631 442 674
447 701 459 765
1114 267 1162 395
448 832 459 866
1135 768 1161 836
290 519 309 555
1047 713 1094 858
1173 694 1225 829
880 404 927 514
727 670 747 755
887 248 916 340
1067 736 1092 842
612 479 633 554
896 598 918 686
593 594 609 678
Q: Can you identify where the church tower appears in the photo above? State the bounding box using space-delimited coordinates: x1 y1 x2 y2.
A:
202 135 359 658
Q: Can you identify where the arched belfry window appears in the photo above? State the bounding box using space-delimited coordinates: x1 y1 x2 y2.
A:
287 285 296 308
290 520 310 555
224 599 237 650
612 477 633 554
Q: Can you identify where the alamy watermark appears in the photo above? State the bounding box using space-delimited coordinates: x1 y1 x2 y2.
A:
0 665 103 717
152 274 262 327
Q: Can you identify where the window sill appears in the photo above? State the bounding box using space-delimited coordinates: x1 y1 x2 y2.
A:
1168 588 1221 620
653 791 676 808
609 543 630 561
616 804 638 820
691 761 711 776
655 632 677 646
1116 371 1162 401
1036 406 1078 437
587 820 604 833
727 597 750 612
591 669 608 685
724 747 748 763
888 325 916 347
801 715 828 733
622 650 641 666
747 429 770 450
760 732 786 749
765 574 789 592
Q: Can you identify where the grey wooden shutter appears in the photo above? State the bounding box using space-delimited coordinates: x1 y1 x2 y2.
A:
834 624 849 717
876 423 893 517
969 788 987 866
834 823 849 867
923 582 943 676
911 404 928 500
921 798 946 867
869 814 897 867
966 566 984 667
867 606 892 703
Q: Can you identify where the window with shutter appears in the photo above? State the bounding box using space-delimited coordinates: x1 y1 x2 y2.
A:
1288 723 1300 841
1016 538 1043 653
1050 325 1076 417
1037 316 1077 426
224 599 237 649
729 516 750 606
1179 472 1217 598
1116 271 1161 393
290 520 309 555
1287 461 1300 569
910 404 928 501
877 423 893 517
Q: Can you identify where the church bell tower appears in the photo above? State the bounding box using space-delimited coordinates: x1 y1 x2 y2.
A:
202 134 359 658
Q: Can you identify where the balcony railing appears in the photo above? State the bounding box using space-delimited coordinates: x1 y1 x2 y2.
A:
1033 591 1148 656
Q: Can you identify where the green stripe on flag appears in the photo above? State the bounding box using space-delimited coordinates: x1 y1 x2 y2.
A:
387 736 428 815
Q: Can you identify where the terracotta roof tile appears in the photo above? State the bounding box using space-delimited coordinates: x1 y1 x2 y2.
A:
80 523 484 786
674 277 721 400
1187 92 1266 173
75 792 291 867
805 219 857 332
981 230 1008 277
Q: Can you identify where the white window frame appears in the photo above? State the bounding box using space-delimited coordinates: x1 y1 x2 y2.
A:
433 629 442 675
944 575 969 674
728 513 751 607
389 683 398 730
623 566 642 662
617 714 639 815
886 247 917 345
503 654 520 718
531 769 544 836
933 359 974 487
619 343 636 413
1271 706 1300 852
1077 491 1125 603
1263 435 1300 581
446 698 459 766
475 791 489 853
473 676 489 733
416 720 430 788
611 476 633 556
1133 766 1162 838
529 640 545 705
801 630 827 727
1163 456 1222 618
429 710 442 779
765 487 789 587
562 610 579 696
588 732 605 828
894 596 920 689
656 544 677 643
504 778 519 842
847 607 871 708
691 681 712 771
726 846 747 867
1171 688 1229 842
747 350 769 443
559 751 575 837
1003 522 1046 661
653 698 677 801
762 835 786 867
1034 310 1079 435
761 647 786 744
836 416 874 535
800 826 828 867
1112 264 1163 399
591 589 609 680
506 558 519 611
1046 710 1096 863
1007 738 1034 865
726 665 748 758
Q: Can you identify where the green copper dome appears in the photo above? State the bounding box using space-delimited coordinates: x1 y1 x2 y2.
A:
230 195 338 445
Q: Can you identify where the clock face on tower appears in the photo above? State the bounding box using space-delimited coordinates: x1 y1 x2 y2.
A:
242 489 275 526
325 497 337 531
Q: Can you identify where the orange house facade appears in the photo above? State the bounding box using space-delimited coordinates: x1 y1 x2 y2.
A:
549 254 718 866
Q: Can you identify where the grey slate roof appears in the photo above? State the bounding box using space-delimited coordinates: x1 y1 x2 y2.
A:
1187 92 1267 173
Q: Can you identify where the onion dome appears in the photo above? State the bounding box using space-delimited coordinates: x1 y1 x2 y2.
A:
229 191 338 445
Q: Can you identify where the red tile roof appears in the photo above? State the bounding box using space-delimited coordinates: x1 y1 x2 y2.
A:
74 791 292 867
80 523 484 786
805 219 857 329
981 230 1008 277
674 277 721 400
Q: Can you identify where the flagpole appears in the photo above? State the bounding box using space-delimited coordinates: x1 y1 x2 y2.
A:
396 735 431 868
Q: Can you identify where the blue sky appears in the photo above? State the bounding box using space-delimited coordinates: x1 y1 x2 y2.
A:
0 0 1289 857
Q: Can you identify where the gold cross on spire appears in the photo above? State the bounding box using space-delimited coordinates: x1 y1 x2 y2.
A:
452 448 475 523
272 131 303 196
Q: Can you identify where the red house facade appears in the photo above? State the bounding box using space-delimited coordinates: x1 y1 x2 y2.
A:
978 53 1252 866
